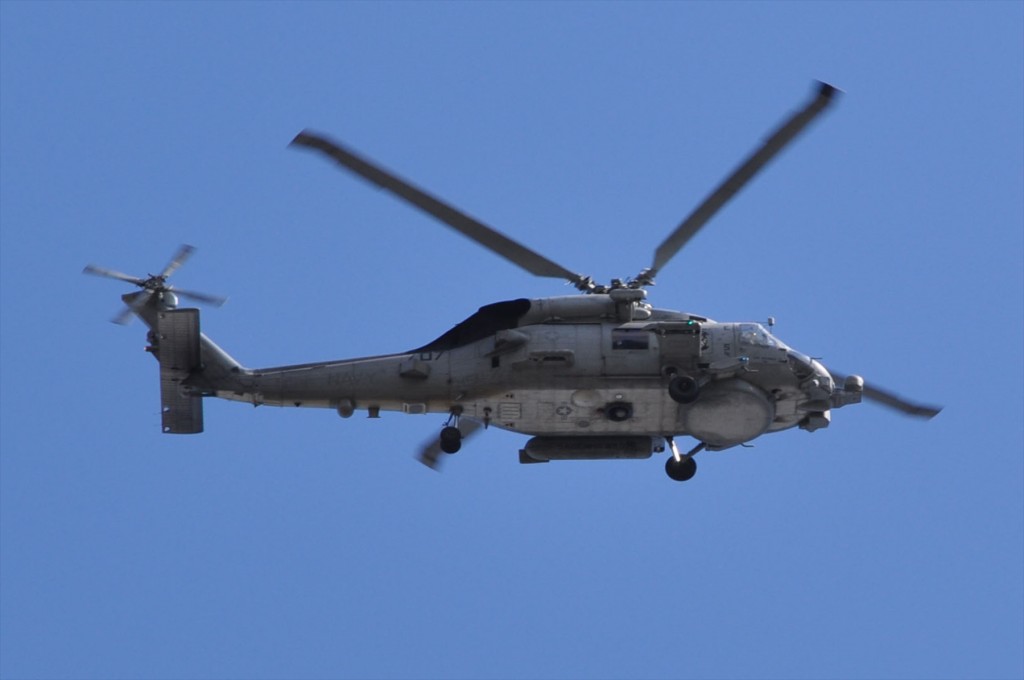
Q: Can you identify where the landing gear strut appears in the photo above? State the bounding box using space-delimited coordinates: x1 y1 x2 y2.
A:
664 438 705 482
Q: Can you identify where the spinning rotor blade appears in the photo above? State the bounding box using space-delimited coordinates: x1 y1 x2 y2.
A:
643 81 839 283
111 304 139 325
173 288 228 307
160 244 196 278
84 245 226 324
830 371 942 419
859 382 943 419
417 420 483 470
111 291 152 325
82 264 145 287
291 131 591 289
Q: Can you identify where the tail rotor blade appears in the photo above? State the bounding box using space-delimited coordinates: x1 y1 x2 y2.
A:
174 288 228 307
111 290 152 325
111 305 136 325
83 264 145 286
160 244 196 278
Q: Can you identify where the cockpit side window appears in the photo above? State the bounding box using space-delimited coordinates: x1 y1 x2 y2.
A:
612 329 650 350
738 323 778 348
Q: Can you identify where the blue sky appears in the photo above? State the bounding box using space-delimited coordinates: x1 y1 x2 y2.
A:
1 2 1021 679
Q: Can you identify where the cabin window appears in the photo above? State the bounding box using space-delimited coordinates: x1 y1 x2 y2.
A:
612 329 649 350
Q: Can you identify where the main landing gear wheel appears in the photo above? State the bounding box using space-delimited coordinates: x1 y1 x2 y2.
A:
665 455 697 482
668 375 700 404
439 426 462 454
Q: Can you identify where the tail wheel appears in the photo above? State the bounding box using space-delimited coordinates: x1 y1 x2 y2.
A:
665 455 697 482
439 426 462 454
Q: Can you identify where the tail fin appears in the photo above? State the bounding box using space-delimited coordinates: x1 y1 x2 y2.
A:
153 308 247 433
156 309 204 433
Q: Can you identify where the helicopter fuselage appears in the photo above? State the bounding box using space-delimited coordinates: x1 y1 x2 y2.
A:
182 294 859 452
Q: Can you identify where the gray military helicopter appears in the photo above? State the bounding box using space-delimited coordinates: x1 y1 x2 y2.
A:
85 81 940 482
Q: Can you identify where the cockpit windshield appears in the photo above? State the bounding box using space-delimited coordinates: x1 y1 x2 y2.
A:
738 323 783 349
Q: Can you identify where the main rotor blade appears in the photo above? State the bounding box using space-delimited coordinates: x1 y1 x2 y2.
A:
82 264 145 286
646 82 839 281
160 244 196 278
831 371 942 419
291 131 590 289
861 382 942 419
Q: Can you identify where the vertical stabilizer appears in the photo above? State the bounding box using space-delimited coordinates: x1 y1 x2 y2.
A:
157 309 204 433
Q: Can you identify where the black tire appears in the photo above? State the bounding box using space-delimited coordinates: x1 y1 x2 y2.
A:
440 426 462 454
668 375 700 404
665 456 697 482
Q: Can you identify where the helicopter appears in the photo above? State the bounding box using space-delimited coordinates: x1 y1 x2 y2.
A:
84 81 940 482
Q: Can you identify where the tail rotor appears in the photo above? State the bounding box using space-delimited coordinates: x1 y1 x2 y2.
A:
83 244 227 324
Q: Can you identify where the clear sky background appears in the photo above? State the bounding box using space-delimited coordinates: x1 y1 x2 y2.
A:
1 2 1022 679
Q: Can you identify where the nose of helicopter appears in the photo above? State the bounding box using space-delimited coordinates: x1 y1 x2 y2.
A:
810 357 835 392
787 349 835 399
739 325 835 396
